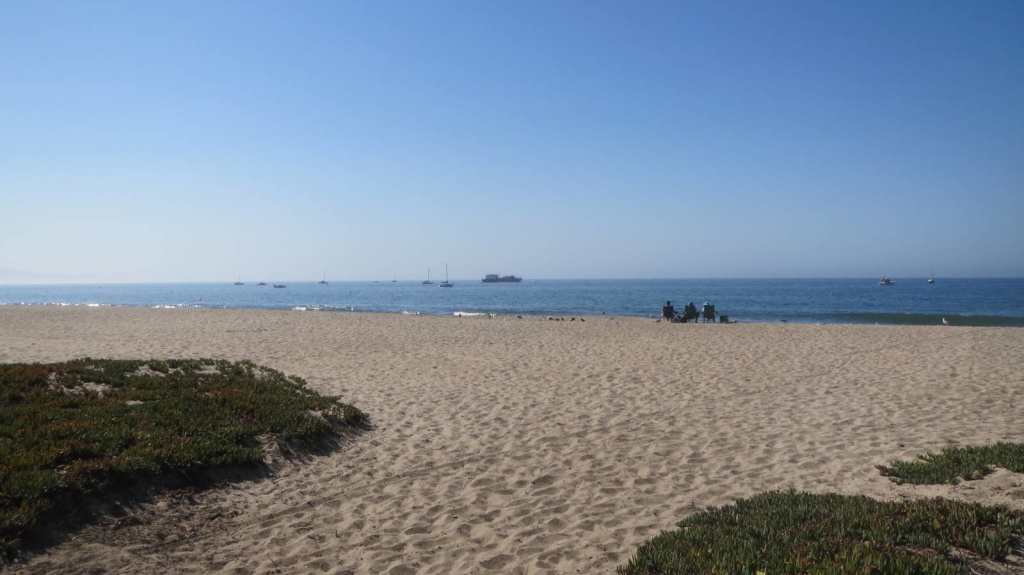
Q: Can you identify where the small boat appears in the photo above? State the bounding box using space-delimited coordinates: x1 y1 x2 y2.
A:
319 271 328 285
481 274 522 283
234 276 244 285
422 268 433 285
879 277 895 286
927 269 936 284
257 282 267 286
439 264 453 288
273 284 287 288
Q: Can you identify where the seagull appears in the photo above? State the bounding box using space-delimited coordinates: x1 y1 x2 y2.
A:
942 317 951 326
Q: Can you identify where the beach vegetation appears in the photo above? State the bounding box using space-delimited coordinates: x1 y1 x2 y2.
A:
618 490 1024 575
0 358 368 561
877 443 1024 485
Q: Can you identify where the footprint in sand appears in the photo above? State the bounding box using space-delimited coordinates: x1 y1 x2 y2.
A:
531 474 557 486
480 553 514 570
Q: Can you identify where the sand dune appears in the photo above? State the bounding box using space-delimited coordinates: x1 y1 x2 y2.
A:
2 307 1022 574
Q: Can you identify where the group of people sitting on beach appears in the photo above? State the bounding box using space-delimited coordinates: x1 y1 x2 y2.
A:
660 300 717 323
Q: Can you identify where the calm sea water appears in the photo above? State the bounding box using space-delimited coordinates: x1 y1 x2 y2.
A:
1 279 1022 326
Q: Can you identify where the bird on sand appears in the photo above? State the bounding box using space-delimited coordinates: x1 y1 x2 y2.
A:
942 317 951 326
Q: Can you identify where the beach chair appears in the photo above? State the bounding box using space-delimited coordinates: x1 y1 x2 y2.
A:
701 304 716 323
683 305 699 323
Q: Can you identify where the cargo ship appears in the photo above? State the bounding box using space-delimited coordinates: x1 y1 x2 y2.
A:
481 274 522 283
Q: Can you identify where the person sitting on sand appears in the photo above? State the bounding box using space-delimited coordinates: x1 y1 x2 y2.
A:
683 302 699 322
701 302 716 323
661 301 676 322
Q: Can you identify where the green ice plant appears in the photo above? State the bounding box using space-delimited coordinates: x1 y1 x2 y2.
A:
0 358 368 561
618 490 1024 575
877 443 1024 485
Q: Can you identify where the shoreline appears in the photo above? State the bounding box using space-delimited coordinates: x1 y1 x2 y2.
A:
2 302 1023 327
3 307 1023 574
4 278 1024 327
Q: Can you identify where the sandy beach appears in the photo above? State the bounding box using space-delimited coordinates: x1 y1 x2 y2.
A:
2 306 1022 575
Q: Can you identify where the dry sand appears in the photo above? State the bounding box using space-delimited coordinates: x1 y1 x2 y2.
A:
1 306 1022 574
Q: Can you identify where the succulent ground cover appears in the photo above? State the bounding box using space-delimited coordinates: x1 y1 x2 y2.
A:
619 443 1024 575
0 358 368 560
618 490 1024 575
877 443 1024 485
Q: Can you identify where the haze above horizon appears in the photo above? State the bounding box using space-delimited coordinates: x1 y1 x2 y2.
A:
2 1 1022 285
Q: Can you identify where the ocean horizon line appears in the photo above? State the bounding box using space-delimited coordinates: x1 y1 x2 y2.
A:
2 276 1023 287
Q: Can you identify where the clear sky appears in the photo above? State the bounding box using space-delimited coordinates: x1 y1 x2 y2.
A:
2 1 1022 283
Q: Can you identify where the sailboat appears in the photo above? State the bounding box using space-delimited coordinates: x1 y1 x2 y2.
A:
234 276 244 285
439 264 453 288
927 269 936 284
319 271 328 285
422 268 433 285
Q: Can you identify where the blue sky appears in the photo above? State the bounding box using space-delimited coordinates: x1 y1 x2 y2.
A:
2 1 1022 283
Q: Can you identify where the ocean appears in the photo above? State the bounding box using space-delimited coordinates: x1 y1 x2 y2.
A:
1 278 1022 326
